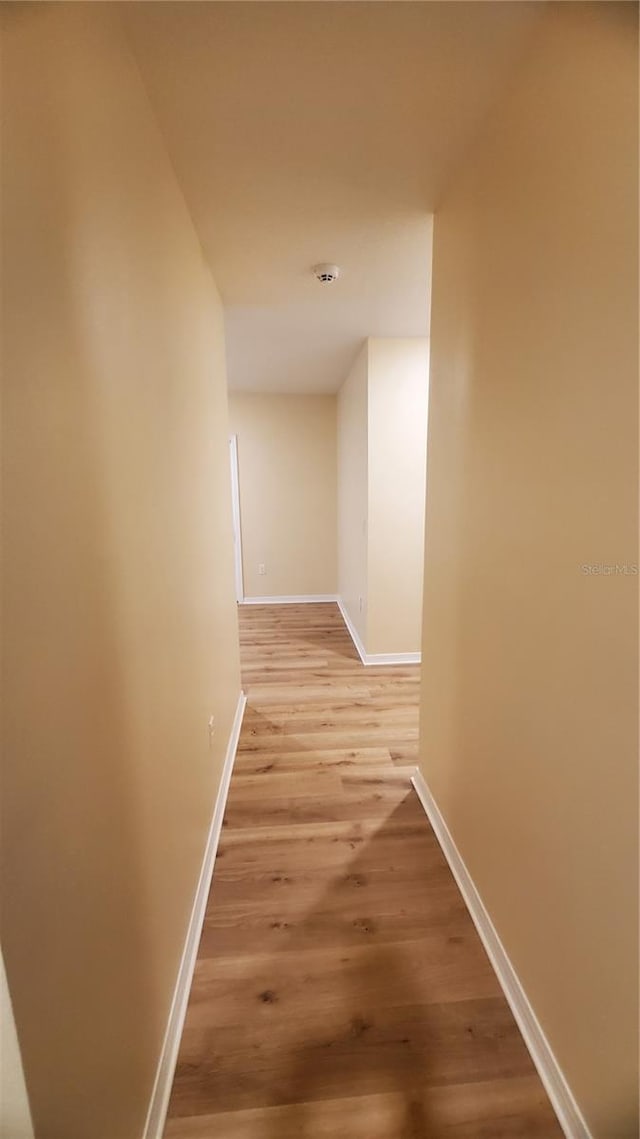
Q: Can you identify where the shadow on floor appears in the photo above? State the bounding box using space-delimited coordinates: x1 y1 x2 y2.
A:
172 766 560 1138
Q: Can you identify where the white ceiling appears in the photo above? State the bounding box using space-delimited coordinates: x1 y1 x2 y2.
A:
125 2 542 393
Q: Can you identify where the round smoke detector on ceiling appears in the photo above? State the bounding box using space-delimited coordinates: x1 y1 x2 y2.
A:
312 263 340 284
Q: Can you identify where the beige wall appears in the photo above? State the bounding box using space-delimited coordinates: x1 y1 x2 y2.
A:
1 7 241 1138
419 5 638 1137
229 394 337 598
368 338 429 655
0 952 34 1139
337 340 429 656
337 345 369 644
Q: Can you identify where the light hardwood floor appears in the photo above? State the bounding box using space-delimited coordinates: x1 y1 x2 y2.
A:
165 602 563 1138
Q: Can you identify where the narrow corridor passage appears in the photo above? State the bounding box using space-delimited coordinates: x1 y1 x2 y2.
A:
164 603 562 1138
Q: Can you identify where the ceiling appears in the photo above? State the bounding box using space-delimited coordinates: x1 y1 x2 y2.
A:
125 2 542 393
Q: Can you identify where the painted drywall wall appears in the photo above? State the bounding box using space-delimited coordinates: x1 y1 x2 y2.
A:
1 6 241 1138
337 345 369 644
419 4 638 1136
0 952 33 1139
337 339 429 656
229 394 337 598
367 338 429 655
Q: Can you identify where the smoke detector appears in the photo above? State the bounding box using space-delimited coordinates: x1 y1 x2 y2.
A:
312 263 341 284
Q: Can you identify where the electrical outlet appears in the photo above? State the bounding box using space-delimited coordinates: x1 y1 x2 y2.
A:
258 563 266 576
208 715 216 748
359 596 363 612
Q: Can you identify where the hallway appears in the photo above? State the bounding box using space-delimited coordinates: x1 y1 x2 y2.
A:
164 603 562 1138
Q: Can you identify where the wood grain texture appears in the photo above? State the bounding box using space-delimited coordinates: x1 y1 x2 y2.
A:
165 603 563 1138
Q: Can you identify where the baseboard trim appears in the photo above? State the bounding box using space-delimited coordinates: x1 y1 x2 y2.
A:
336 597 368 663
337 598 421 667
365 650 422 666
241 594 338 605
143 691 247 1139
411 769 592 1139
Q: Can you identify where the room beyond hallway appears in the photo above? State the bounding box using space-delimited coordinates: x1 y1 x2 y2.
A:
163 603 562 1138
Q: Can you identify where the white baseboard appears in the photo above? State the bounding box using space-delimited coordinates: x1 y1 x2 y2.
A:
241 594 338 605
365 650 421 665
336 597 368 662
143 691 247 1139
411 769 592 1139
337 597 421 666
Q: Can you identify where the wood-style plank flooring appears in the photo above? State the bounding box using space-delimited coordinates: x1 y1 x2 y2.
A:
165 603 563 1138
